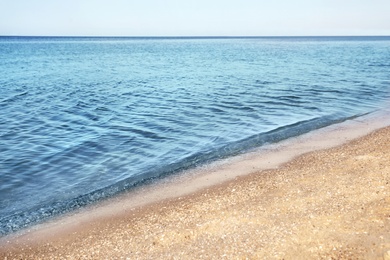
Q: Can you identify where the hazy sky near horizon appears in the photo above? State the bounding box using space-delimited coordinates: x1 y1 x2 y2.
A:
0 0 389 36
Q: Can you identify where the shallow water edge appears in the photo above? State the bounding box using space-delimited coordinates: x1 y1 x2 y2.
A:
1 107 389 244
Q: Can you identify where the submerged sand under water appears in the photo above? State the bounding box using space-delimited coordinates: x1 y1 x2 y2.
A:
1 111 390 259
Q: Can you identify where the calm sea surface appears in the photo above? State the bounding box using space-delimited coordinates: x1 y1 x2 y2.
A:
1 36 389 235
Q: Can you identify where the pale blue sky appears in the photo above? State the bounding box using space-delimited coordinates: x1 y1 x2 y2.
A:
0 0 389 36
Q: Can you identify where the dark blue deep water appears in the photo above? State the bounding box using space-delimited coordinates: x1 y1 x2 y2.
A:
1 36 389 235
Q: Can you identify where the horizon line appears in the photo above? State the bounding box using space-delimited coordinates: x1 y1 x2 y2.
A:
1 35 390 38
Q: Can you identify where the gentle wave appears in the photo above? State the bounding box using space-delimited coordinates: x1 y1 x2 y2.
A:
0 36 389 235
0 113 361 235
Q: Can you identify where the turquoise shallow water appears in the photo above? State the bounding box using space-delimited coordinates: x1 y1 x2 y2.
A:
0 36 389 235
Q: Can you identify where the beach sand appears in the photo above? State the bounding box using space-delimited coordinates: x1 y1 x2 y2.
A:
1 115 390 259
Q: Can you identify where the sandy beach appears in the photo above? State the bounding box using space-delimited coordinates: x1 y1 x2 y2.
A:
1 113 390 259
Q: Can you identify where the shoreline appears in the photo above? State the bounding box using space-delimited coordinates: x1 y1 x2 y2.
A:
1 109 390 258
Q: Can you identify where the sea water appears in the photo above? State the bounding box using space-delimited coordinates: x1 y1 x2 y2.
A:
0 36 389 235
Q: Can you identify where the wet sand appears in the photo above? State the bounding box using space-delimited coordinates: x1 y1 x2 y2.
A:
1 112 390 259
